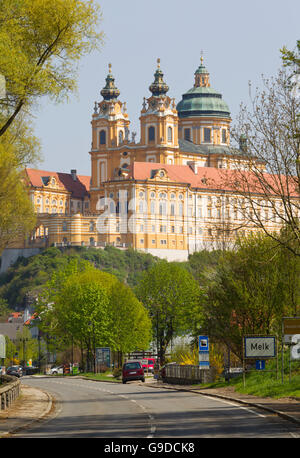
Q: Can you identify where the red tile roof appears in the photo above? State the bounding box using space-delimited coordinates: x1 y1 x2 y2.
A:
132 162 298 197
25 169 90 198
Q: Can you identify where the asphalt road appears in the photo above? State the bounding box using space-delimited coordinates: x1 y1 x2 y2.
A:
14 377 300 438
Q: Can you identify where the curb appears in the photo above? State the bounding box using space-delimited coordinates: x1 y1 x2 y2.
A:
147 383 300 427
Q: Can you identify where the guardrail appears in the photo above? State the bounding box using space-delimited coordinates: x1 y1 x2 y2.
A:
0 375 21 410
163 364 217 384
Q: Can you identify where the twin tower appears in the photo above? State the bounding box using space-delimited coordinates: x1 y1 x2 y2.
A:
89 58 232 212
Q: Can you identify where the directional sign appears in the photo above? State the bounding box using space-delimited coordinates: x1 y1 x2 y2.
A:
244 336 276 359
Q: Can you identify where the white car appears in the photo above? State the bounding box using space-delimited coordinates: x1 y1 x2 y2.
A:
50 366 63 375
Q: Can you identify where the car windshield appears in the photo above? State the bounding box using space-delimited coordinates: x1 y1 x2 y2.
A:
124 362 140 370
148 360 155 364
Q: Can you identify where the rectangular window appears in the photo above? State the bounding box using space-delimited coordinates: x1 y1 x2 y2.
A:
184 128 191 141
222 129 227 143
204 128 211 143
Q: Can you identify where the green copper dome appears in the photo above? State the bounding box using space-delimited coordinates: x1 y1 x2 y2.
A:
177 61 230 119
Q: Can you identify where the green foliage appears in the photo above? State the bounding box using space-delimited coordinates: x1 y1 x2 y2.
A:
0 245 160 309
36 259 152 355
135 261 202 363
199 232 300 360
0 0 103 136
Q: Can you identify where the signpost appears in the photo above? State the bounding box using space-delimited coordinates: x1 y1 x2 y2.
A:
198 336 209 369
243 335 277 387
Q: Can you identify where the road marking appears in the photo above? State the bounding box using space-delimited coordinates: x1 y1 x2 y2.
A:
203 395 266 418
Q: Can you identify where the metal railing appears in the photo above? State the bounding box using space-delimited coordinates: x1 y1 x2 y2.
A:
164 364 216 384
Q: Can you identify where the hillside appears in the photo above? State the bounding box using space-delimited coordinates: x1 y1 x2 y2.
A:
0 246 160 310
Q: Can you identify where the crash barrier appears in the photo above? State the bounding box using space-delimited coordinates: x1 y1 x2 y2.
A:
163 364 217 385
0 375 21 410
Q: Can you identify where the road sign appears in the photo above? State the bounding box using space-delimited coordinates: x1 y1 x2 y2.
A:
0 334 5 359
255 360 265 370
283 317 300 343
199 336 209 351
198 336 209 369
244 336 276 359
291 334 300 360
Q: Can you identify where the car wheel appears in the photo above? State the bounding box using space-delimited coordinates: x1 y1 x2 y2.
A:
141 378 145 382
122 380 126 384
52 371 57 375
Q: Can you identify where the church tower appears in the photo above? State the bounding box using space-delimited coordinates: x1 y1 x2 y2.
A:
139 59 179 164
89 64 130 211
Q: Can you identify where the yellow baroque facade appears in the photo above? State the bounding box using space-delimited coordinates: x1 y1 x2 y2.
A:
12 58 289 263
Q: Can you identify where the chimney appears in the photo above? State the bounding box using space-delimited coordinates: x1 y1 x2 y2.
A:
71 169 77 181
187 161 198 174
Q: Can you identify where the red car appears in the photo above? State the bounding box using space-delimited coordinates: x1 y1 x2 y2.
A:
122 361 145 384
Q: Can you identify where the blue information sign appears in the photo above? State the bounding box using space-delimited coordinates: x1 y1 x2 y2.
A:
199 336 209 368
255 360 265 370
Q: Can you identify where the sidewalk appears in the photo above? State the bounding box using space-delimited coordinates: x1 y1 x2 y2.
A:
0 384 54 438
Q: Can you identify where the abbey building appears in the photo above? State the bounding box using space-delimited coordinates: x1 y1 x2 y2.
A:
13 58 286 263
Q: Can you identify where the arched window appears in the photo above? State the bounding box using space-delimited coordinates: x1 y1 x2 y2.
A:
119 130 124 144
148 126 155 142
168 126 172 142
170 203 175 216
99 130 106 145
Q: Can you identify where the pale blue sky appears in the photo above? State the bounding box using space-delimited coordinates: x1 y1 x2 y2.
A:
32 0 300 176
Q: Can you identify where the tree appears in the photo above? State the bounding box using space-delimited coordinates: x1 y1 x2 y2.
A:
136 262 202 364
0 0 103 136
0 145 36 253
36 259 152 367
201 232 300 360
281 40 300 71
222 64 300 256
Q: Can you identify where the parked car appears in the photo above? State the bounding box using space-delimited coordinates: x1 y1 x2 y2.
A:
50 365 64 375
141 358 156 373
6 365 23 377
23 366 39 375
122 361 145 384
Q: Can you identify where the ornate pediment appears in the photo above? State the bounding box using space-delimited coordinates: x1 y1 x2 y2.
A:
150 168 170 181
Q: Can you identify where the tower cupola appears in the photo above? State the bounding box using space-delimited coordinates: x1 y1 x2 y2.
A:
100 63 120 101
149 58 169 97
194 56 210 88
